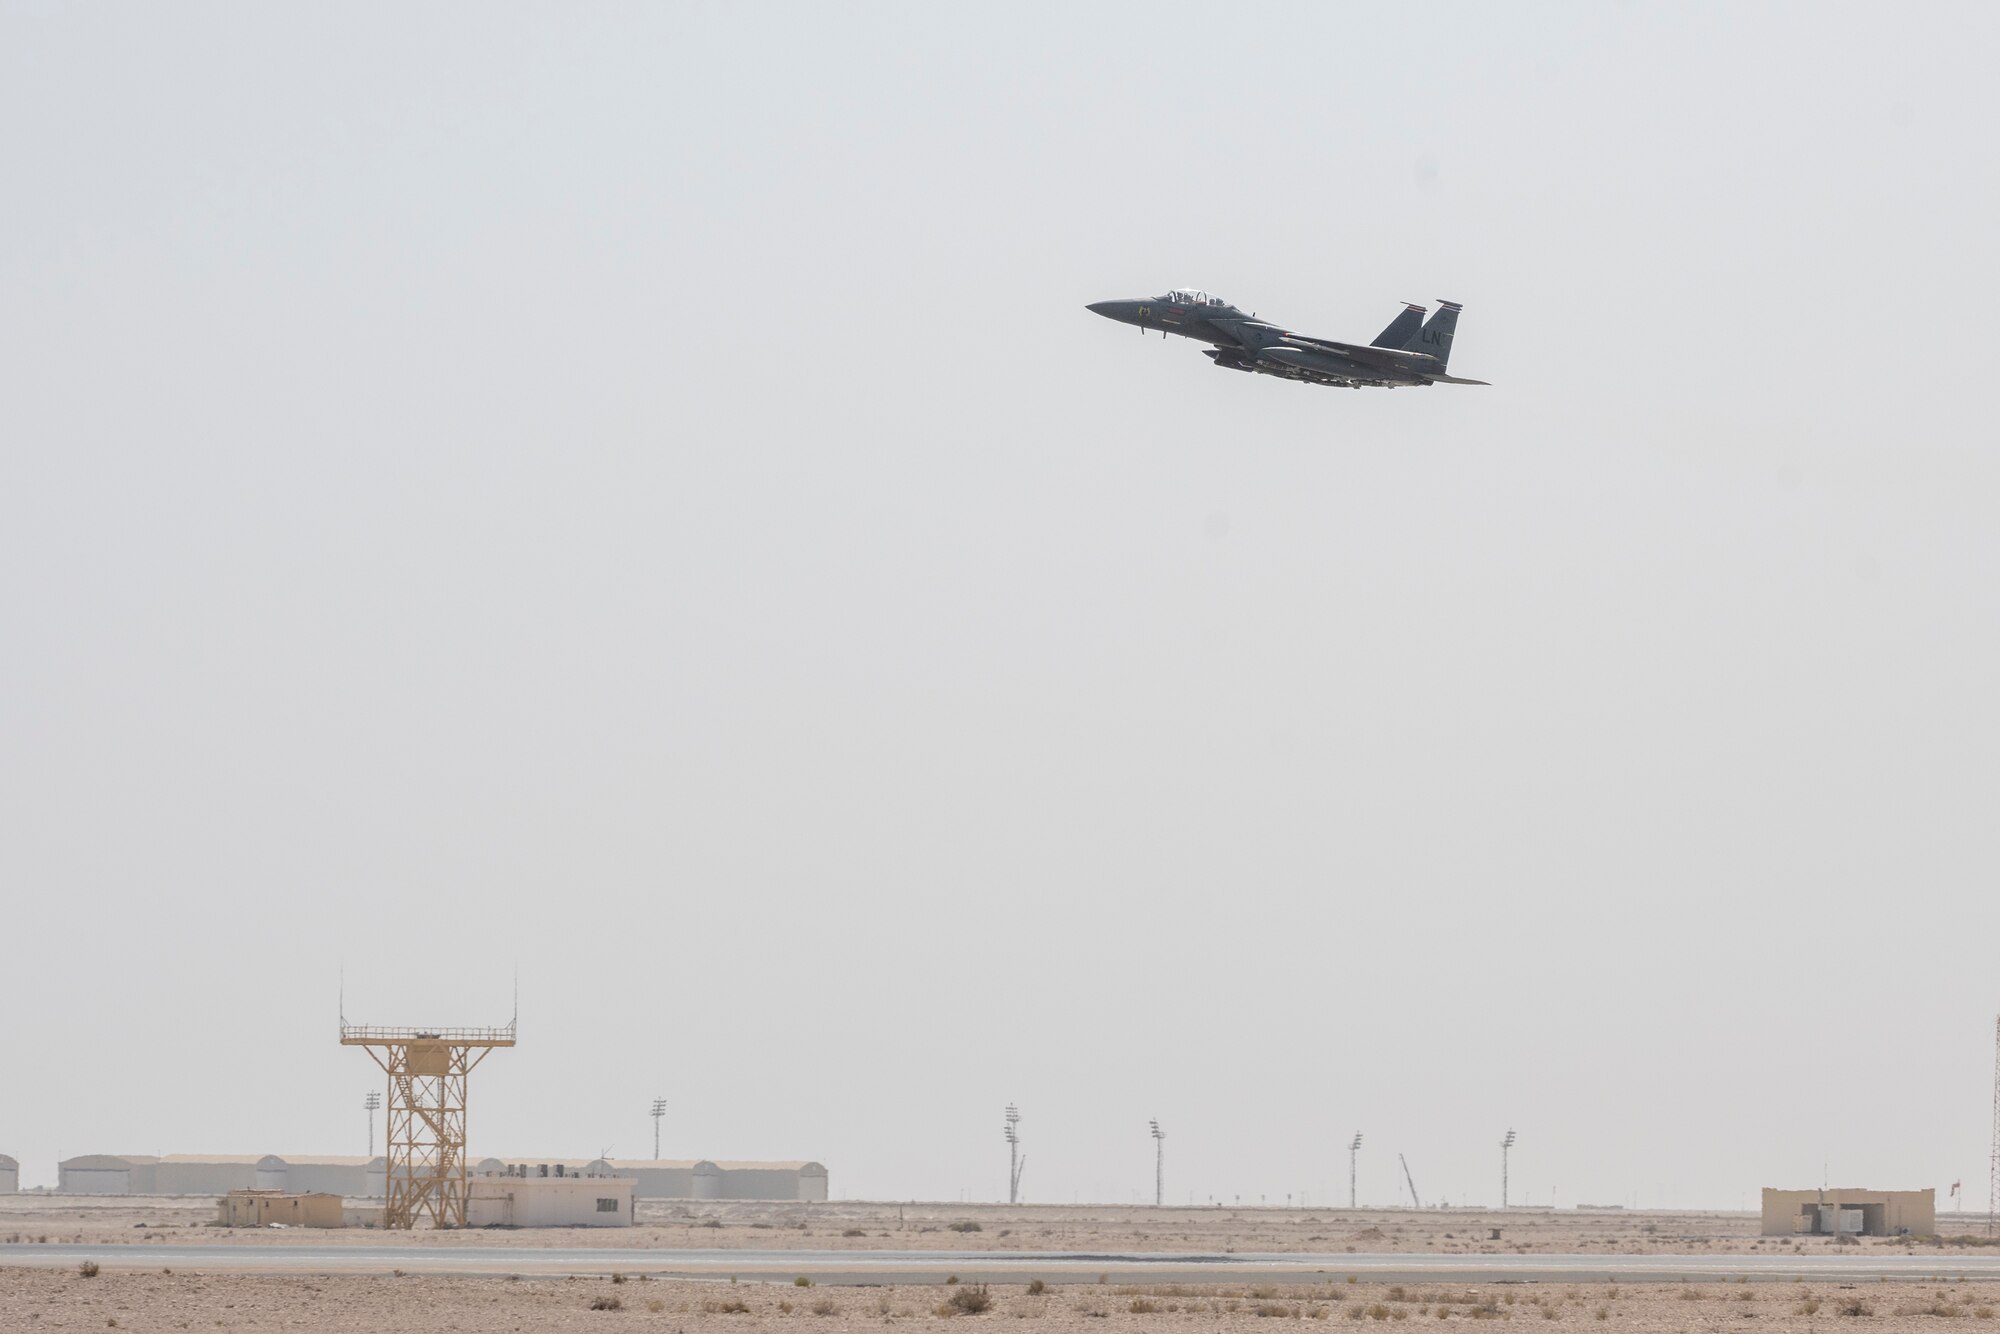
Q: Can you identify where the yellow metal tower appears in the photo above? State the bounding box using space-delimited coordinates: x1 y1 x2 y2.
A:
340 1017 515 1228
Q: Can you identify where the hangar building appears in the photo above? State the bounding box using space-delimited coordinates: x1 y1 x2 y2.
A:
59 1155 159 1193
0 1155 17 1193
475 1157 827 1201
1761 1188 1935 1236
58 1154 387 1197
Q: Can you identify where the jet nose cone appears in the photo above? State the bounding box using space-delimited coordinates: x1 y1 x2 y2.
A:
1086 301 1118 317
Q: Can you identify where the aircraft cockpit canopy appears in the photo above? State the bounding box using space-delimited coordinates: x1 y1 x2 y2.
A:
1164 288 1229 308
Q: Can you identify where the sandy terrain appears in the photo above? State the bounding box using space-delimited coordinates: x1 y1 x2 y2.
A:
10 1198 2000 1331
8 1268 2000 1334
2 1196 1992 1255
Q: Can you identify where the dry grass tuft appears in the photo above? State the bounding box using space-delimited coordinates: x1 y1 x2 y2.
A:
943 1284 993 1315
588 1295 623 1311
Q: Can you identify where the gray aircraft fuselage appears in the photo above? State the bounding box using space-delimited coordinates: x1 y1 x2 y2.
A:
1086 289 1485 389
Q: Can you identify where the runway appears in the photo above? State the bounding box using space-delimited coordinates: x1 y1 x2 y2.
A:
4 1245 2000 1285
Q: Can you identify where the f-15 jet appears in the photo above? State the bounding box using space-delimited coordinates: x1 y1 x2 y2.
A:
1086 289 1488 388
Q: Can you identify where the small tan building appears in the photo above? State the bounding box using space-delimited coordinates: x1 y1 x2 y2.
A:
218 1190 344 1229
466 1175 633 1227
1761 1188 1934 1237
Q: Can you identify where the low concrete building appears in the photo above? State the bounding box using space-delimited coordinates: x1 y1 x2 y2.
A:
466 1175 633 1227
58 1155 158 1194
0 1155 17 1194
218 1190 344 1229
1761 1188 1935 1237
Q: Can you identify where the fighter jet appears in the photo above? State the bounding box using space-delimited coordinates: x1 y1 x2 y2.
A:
1085 289 1488 388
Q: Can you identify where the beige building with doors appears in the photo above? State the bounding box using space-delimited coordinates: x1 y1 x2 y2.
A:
218 1190 344 1228
1761 1188 1934 1236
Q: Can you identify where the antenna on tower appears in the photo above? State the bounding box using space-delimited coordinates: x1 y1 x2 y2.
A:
1004 1104 1024 1204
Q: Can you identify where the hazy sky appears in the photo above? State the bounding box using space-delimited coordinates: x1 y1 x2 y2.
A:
5 2 1999 1210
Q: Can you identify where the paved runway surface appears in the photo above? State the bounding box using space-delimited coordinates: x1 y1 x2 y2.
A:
6 1246 2000 1285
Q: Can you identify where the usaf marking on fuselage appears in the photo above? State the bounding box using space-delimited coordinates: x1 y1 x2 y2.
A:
1087 289 1488 389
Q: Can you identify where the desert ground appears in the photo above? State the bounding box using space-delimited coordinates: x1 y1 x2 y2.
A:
8 1198 2000 1333
11 1267 2000 1334
1 1196 1992 1254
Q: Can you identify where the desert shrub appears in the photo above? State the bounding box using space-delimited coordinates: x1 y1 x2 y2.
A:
611 1272 627 1284
1680 1289 1703 1301
779 1300 794 1313
700 1218 724 1228
1592 1308 1608 1321
795 1276 813 1287
702 1297 751 1314
1797 1298 1823 1315
1369 1304 1393 1321
812 1298 838 1315
1027 1280 1048 1296
946 1285 993 1314
1131 1298 1163 1313
645 1298 666 1313
1838 1298 1873 1317
1389 1287 1408 1303
1538 1305 1556 1320
78 1261 100 1279
842 1227 867 1237
589 1295 623 1311
950 1221 983 1233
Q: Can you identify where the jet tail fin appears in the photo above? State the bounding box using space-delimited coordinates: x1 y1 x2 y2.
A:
1370 303 1426 349
1408 300 1461 368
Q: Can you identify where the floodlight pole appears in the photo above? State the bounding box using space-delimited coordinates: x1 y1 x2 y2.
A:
1150 1118 1166 1207
1500 1129 1517 1209
1349 1133 1363 1209
365 1091 381 1158
1005 1103 1023 1205
651 1098 667 1161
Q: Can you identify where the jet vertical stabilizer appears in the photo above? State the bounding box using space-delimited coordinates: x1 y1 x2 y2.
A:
1370 304 1426 349
1410 301 1461 368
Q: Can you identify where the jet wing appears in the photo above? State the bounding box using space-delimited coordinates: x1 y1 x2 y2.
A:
1282 335 1442 372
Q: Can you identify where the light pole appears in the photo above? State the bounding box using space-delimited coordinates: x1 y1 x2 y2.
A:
364 1091 381 1158
651 1098 667 1161
1005 1103 1024 1204
1150 1118 1165 1207
1349 1133 1363 1208
1500 1129 1517 1208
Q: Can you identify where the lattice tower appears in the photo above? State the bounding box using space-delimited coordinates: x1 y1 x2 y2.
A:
341 1020 515 1229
